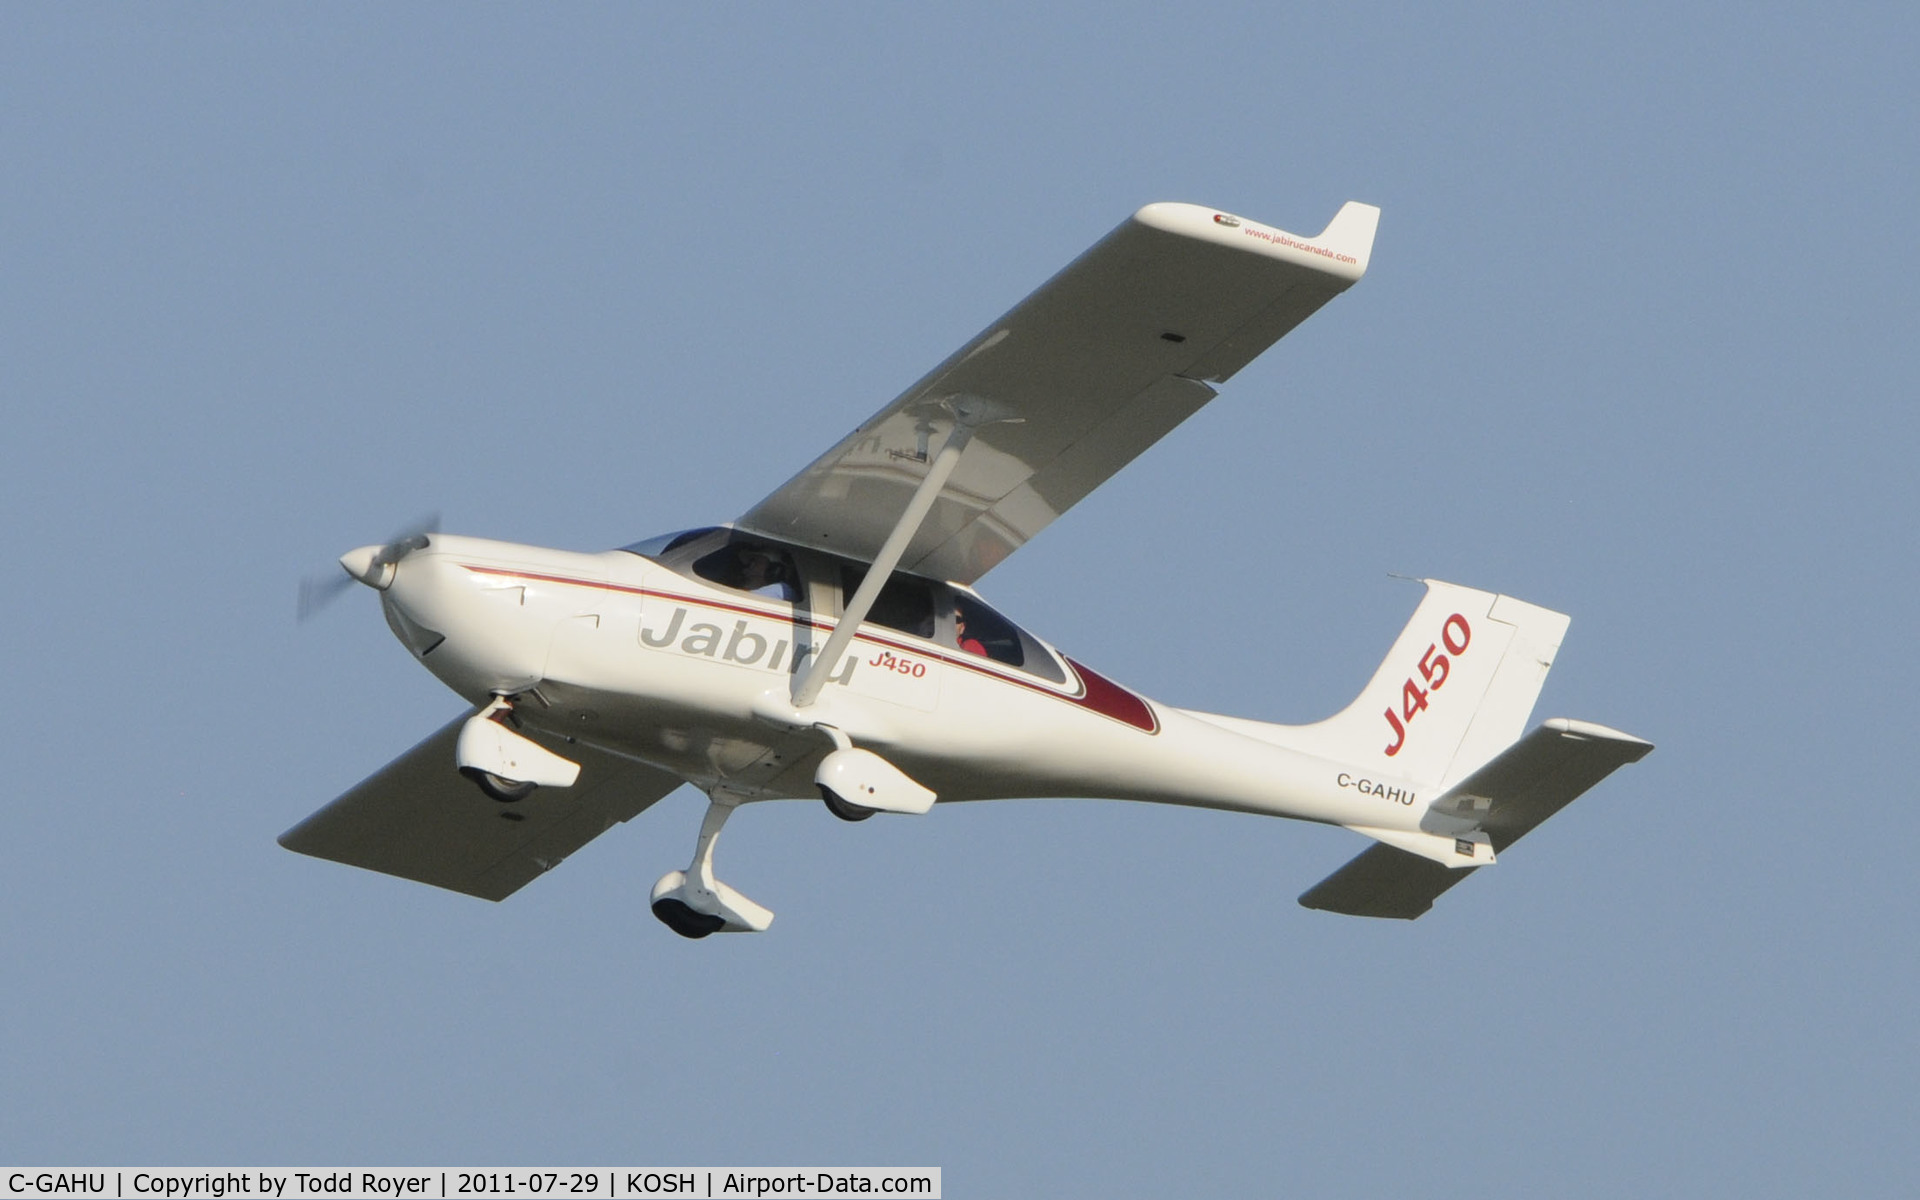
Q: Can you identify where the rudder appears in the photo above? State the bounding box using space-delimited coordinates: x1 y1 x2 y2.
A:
1273 580 1570 788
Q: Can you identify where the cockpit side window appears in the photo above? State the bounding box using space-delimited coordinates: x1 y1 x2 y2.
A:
827 562 1066 683
944 589 1067 683
950 594 1021 665
839 565 935 638
695 540 803 602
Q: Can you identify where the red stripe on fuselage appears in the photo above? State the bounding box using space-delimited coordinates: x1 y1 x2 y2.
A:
1061 657 1159 733
457 563 1160 734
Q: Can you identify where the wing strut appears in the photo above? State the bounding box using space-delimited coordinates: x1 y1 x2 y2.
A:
790 412 977 708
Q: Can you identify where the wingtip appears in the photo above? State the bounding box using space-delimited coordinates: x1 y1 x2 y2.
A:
1131 199 1378 282
1315 201 1380 276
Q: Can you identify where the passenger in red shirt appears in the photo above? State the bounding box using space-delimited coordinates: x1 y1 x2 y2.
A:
954 606 988 657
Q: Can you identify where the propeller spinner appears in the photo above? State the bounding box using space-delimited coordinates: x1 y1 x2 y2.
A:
297 515 439 622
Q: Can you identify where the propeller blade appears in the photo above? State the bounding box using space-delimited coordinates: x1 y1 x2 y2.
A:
297 513 441 623
371 513 440 568
297 569 356 623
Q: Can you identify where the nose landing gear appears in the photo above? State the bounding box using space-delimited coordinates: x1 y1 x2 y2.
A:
455 695 582 802
470 771 537 803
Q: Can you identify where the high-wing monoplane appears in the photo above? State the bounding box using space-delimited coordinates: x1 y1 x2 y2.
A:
284 200 1651 935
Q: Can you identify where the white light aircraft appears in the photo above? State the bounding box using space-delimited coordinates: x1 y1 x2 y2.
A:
285 199 1651 936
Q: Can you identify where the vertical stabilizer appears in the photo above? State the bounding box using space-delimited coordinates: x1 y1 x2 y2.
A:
1261 581 1570 788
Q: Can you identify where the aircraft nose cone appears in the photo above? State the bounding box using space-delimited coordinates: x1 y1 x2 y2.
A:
339 544 392 589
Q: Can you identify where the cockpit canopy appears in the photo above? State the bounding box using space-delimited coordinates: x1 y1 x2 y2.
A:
621 528 1065 683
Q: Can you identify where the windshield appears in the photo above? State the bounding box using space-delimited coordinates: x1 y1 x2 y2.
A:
620 528 721 560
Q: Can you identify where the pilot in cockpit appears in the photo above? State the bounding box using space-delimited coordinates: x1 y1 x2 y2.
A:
695 540 802 602
737 549 800 602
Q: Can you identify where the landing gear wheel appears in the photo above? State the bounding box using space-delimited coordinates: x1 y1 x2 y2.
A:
462 767 536 803
820 785 876 822
652 897 726 939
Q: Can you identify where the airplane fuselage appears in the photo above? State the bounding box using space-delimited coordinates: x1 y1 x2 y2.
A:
376 533 1440 836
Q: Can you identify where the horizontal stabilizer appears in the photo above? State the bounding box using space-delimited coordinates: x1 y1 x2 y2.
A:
280 712 685 901
1297 843 1477 920
1299 719 1652 919
1437 718 1652 851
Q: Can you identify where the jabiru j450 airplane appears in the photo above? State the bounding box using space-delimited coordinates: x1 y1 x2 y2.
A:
283 199 1651 936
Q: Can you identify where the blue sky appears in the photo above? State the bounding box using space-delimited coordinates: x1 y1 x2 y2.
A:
4 6 1916 1195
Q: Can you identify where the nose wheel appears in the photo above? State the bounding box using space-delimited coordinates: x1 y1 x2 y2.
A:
463 769 537 803
455 695 580 802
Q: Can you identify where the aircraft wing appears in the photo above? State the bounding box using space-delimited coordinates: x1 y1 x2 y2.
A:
737 200 1380 584
1298 720 1653 919
279 712 685 901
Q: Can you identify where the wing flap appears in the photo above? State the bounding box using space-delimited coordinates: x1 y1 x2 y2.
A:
1298 719 1653 919
279 712 685 901
739 200 1377 583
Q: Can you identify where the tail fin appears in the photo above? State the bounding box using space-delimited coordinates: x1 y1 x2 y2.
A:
1272 580 1570 788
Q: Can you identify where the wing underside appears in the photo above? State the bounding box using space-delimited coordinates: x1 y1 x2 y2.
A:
279 712 685 901
738 200 1379 584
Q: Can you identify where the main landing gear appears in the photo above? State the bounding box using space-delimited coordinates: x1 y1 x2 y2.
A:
812 722 932 822
821 787 876 822
645 727 938 939
649 789 775 939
